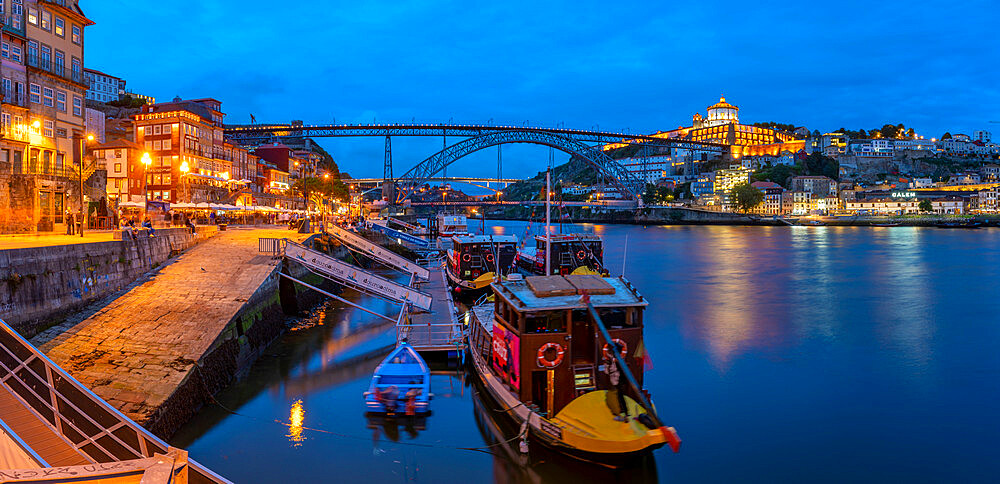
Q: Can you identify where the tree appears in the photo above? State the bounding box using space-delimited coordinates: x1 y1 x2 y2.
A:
918 199 933 212
941 132 952 140
729 183 764 213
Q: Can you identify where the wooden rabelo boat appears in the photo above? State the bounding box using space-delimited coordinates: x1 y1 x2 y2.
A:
467 274 680 461
446 234 518 297
516 234 606 276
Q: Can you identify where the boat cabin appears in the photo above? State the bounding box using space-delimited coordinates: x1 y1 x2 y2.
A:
483 274 647 418
436 214 468 236
520 234 605 276
448 234 518 284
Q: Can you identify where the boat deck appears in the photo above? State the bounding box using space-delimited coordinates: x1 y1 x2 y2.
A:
399 263 465 354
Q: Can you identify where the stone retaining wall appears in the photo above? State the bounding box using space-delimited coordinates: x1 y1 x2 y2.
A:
0 226 219 337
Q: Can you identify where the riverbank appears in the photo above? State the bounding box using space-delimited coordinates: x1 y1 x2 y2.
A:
470 206 1000 227
29 227 339 439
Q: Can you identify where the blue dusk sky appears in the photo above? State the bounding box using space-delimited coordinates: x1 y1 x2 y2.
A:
84 1 998 178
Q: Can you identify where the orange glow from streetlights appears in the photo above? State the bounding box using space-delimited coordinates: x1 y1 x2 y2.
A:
31 120 40 129
141 152 152 166
179 161 190 174
86 134 94 141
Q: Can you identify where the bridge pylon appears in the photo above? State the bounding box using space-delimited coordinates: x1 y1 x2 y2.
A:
382 135 395 202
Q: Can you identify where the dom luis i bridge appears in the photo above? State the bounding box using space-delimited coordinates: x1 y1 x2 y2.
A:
223 122 728 206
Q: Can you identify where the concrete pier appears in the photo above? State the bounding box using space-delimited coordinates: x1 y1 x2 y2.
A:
31 227 313 438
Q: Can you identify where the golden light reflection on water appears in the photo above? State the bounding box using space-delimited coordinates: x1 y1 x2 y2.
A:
287 399 306 446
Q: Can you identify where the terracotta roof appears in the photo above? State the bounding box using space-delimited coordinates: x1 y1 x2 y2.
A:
91 138 142 151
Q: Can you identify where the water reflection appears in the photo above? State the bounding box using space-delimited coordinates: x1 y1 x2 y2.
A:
470 381 658 484
287 399 306 446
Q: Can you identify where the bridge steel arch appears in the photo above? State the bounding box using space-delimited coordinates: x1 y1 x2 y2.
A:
394 130 645 203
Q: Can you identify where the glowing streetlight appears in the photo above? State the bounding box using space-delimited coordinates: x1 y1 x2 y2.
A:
86 134 94 142
31 120 40 129
140 152 152 218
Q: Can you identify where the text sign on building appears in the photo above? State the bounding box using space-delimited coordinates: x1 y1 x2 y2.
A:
328 224 430 280
891 191 916 198
285 242 432 310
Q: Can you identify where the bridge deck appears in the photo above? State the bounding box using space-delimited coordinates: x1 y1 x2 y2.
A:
401 263 464 354
0 385 89 467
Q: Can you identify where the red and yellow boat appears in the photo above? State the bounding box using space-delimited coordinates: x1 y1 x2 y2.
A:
467 273 680 461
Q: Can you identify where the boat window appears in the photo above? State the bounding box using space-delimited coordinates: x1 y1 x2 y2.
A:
378 375 423 385
599 308 634 328
525 311 567 334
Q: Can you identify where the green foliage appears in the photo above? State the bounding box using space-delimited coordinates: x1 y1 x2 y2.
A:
729 182 764 213
751 153 838 187
105 95 147 109
293 176 350 211
752 163 799 188
642 184 675 205
918 199 933 212
941 132 952 140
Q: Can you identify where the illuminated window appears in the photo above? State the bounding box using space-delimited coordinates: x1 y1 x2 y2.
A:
54 17 64 37
40 10 49 30
26 6 36 25
71 25 80 44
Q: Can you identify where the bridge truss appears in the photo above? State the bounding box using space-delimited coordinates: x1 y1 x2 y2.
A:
223 123 728 203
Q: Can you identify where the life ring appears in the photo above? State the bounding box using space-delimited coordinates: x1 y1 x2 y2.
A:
485 253 494 262
537 342 565 368
462 253 471 262
602 339 627 360
472 270 480 277
576 250 586 260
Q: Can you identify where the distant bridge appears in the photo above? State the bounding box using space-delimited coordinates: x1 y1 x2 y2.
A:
223 122 727 203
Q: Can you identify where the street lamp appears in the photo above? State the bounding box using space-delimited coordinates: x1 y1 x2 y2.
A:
179 160 190 203
141 152 151 220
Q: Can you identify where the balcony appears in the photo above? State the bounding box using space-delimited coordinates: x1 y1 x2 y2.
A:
26 55 83 85
2 89 28 108
1 123 29 143
0 15 25 38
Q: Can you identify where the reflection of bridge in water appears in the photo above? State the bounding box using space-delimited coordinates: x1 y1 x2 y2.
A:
224 123 727 204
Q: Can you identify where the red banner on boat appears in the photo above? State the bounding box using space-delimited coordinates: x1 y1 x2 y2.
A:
492 323 520 390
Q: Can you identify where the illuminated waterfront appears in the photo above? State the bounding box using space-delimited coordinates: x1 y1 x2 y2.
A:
173 223 1000 482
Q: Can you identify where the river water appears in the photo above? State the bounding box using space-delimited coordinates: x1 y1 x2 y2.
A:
172 223 1000 483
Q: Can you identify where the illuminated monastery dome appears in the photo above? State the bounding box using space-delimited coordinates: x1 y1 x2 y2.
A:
705 96 739 127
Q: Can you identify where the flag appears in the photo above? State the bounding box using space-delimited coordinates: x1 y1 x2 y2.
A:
634 339 653 371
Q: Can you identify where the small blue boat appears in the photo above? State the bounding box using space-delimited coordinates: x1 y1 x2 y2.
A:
364 342 431 415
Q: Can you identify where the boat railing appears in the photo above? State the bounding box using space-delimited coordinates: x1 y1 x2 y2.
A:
395 305 465 348
0 318 231 483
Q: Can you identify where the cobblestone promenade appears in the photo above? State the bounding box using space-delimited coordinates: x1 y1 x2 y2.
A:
31 227 309 426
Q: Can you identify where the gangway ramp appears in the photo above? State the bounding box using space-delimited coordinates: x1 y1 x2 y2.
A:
284 240 433 311
388 217 427 234
327 224 430 280
368 221 430 247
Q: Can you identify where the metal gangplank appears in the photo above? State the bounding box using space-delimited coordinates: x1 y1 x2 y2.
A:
367 220 430 248
276 238 464 356
387 217 428 235
0 319 230 483
284 240 433 311
325 224 430 280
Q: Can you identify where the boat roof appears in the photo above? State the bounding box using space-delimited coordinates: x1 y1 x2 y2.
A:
375 343 429 375
535 233 602 243
451 234 518 244
492 275 646 312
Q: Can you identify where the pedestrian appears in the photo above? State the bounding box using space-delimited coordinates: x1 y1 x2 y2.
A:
65 210 74 235
142 217 155 237
185 217 196 234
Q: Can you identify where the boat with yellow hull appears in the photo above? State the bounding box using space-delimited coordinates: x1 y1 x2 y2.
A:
467 274 680 460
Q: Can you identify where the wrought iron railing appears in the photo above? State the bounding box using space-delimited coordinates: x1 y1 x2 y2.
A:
26 54 82 84
0 318 230 483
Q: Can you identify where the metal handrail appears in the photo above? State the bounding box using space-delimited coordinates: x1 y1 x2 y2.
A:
0 318 230 482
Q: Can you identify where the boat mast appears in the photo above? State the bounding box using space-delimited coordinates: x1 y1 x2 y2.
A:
545 169 551 276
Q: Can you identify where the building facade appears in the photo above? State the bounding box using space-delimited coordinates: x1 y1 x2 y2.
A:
82 67 120 102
